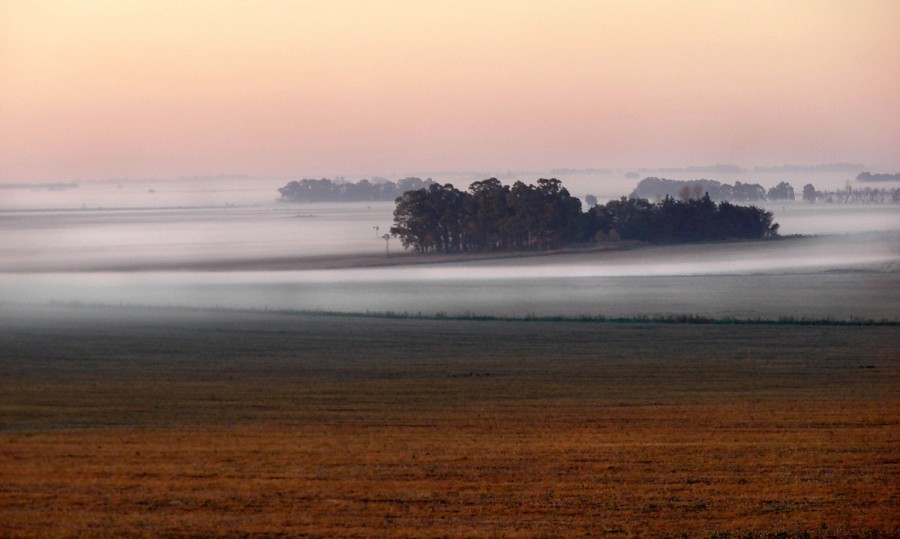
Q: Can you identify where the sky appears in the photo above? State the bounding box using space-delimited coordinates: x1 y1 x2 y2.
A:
1 0 898 183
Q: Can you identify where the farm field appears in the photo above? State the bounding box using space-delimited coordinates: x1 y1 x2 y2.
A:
5 3 900 537
1 305 897 537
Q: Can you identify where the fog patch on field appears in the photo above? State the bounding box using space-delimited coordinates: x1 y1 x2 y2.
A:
2 181 898 321
2 232 897 320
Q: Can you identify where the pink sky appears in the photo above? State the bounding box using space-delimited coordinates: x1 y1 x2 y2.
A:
1 0 898 182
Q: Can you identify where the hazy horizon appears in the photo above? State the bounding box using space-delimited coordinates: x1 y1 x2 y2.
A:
2 1 899 184
0 161 882 186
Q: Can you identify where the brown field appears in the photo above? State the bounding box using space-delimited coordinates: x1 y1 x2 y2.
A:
1 305 898 537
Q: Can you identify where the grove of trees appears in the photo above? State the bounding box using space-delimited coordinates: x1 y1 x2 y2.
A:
766 182 795 201
391 178 779 253
630 177 773 202
633 176 900 205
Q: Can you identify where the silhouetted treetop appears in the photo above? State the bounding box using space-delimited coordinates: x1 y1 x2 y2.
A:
767 182 795 201
631 177 771 202
391 178 778 254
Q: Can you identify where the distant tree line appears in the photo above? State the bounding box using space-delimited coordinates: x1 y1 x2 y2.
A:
279 177 433 202
0 182 79 191
391 178 778 253
801 184 900 204
753 163 862 174
584 195 778 244
856 172 900 182
624 163 863 177
629 177 795 202
630 176 900 205
629 165 748 175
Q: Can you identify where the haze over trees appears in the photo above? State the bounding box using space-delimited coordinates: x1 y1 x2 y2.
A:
631 176 900 205
630 177 771 202
0 182 79 191
279 177 433 202
391 178 778 253
801 184 900 204
624 163 865 176
856 171 900 182
766 182 795 201
803 184 818 203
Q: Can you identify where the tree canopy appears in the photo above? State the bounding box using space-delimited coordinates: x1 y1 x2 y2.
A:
630 176 786 202
391 178 778 253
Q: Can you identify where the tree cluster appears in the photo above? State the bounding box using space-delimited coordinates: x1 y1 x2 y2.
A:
629 177 795 202
629 177 776 202
586 195 778 243
279 177 433 202
631 176 900 205
391 178 582 252
766 182 795 201
802 184 900 204
391 178 779 253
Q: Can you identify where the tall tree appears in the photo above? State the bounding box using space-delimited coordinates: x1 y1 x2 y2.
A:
802 184 817 203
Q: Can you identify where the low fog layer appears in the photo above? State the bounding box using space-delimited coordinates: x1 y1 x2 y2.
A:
2 181 899 273
1 178 898 320
0 203 394 272
2 270 897 321
1 232 897 320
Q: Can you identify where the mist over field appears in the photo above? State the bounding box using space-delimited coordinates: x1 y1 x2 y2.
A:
3 3 900 535
1 176 898 321
2 1 898 323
